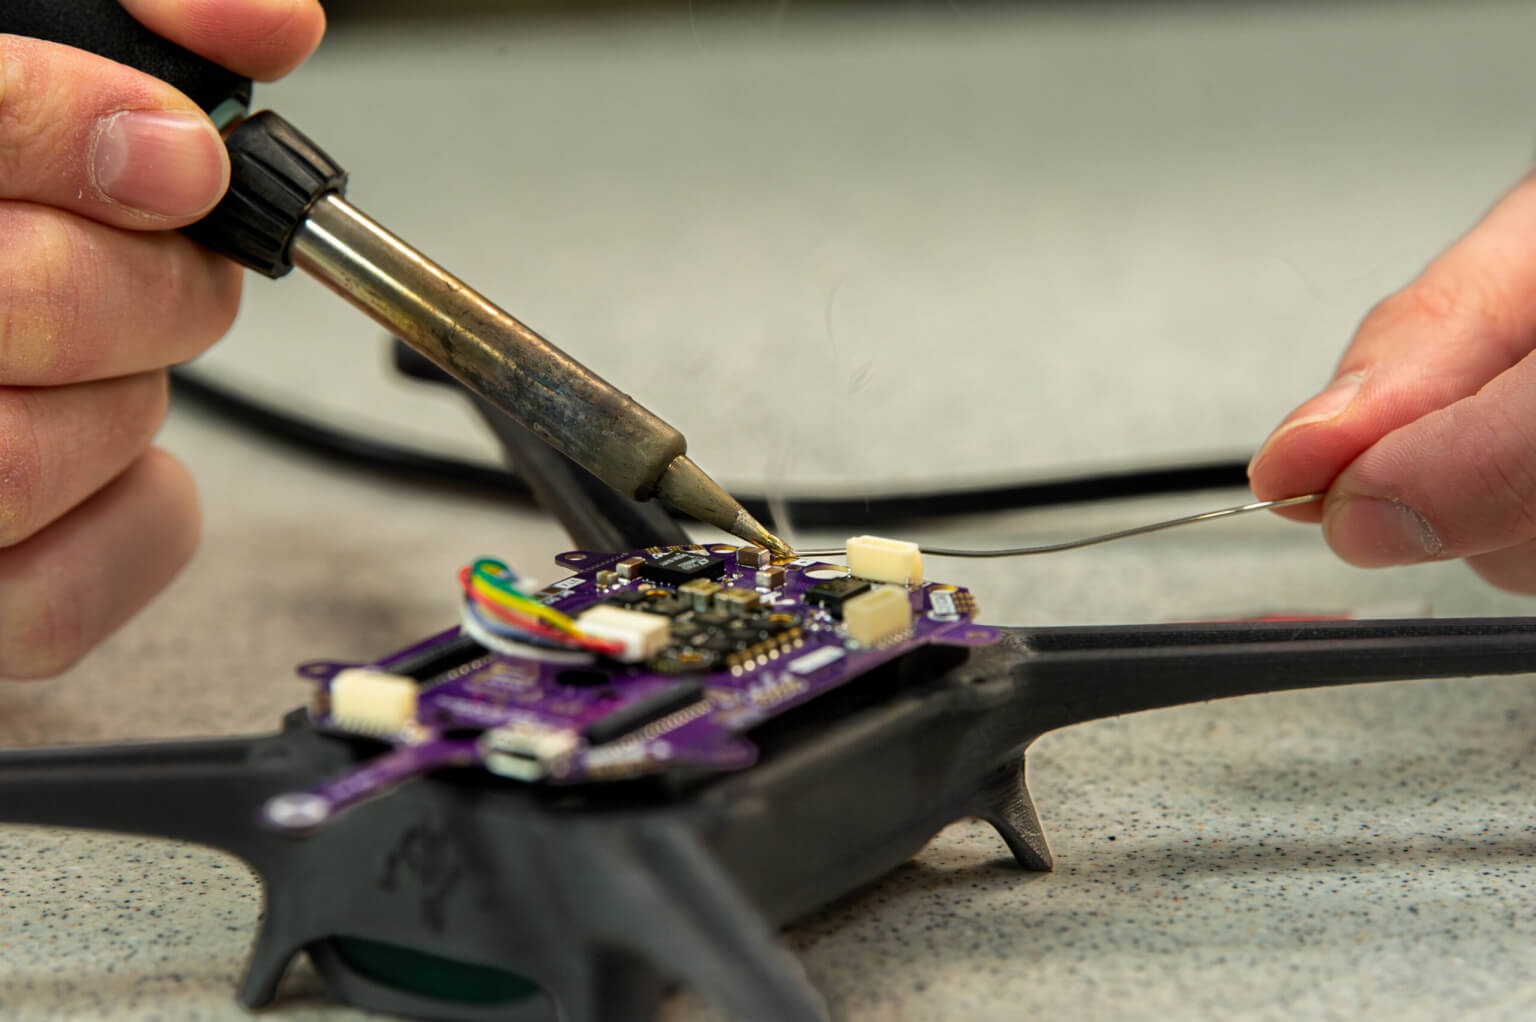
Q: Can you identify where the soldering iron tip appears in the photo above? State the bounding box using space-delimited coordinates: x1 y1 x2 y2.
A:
654 455 793 556
731 507 794 557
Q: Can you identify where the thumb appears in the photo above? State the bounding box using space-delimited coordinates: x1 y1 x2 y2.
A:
1322 351 1536 568
1250 171 1536 525
0 34 229 226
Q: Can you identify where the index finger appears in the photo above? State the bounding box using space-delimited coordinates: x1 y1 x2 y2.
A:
117 0 326 83
1249 171 1536 521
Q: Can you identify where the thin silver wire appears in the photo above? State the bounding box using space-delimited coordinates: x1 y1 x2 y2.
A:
793 493 1325 560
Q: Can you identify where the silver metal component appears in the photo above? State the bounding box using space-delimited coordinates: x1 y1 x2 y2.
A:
480 721 580 782
290 195 685 500
288 197 793 548
652 455 791 553
796 494 1326 559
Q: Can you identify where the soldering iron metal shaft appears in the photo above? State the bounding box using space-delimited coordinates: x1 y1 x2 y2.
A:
288 195 788 555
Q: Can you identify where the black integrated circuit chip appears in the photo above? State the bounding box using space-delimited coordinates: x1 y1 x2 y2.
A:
803 577 871 619
639 551 727 586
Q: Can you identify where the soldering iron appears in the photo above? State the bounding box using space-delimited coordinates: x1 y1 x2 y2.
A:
2 0 790 557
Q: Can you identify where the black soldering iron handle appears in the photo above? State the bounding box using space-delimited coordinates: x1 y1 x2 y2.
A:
1 0 347 278
1 0 252 120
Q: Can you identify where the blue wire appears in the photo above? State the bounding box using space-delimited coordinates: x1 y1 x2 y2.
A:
461 599 572 651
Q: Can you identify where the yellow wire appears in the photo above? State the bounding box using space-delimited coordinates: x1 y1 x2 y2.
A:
467 576 583 634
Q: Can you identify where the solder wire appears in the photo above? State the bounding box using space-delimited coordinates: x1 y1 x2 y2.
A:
795 494 1325 559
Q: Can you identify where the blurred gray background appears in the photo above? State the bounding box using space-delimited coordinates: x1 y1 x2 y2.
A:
4 2 1536 1020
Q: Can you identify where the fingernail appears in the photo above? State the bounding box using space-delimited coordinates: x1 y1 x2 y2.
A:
1324 496 1444 567
1249 371 1367 474
91 110 228 218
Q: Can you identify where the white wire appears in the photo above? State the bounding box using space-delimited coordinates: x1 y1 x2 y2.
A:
459 603 596 665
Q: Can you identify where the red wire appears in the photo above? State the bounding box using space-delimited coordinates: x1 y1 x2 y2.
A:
457 567 623 655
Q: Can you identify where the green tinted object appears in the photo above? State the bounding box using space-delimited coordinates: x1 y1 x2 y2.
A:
333 936 542 1005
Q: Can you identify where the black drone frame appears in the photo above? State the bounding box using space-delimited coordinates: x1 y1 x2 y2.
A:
2 351 1534 1022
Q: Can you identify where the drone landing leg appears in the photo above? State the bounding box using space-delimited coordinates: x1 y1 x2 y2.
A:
970 758 1053 872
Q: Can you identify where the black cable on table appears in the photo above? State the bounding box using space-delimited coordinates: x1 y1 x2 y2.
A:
170 367 534 499
169 366 1257 527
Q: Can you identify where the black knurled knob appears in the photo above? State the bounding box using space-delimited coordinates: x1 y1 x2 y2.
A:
185 111 348 278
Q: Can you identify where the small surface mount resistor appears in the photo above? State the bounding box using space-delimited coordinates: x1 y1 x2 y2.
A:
615 556 646 581
735 546 772 569
756 565 787 590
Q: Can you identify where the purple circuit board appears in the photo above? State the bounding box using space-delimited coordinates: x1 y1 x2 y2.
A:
262 544 996 833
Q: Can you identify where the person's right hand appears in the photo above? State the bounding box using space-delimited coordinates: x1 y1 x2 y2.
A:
0 0 325 678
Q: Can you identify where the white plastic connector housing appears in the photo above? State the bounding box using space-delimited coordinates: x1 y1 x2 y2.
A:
575 604 671 662
483 721 579 781
842 586 913 646
846 535 924 586
329 668 419 733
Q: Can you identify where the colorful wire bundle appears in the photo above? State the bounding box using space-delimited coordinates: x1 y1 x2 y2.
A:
458 558 622 660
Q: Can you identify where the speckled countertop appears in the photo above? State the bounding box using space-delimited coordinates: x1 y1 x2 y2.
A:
4 3 1536 1019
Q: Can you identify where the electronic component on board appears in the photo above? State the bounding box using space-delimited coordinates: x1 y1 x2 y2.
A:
788 646 845 676
842 587 914 646
573 605 671 662
679 578 722 611
846 535 924 586
715 588 761 617
735 546 771 569
638 592 691 617
329 668 419 733
756 565 787 590
583 680 707 744
639 550 727 586
482 721 579 781
804 576 872 618
288 546 994 818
